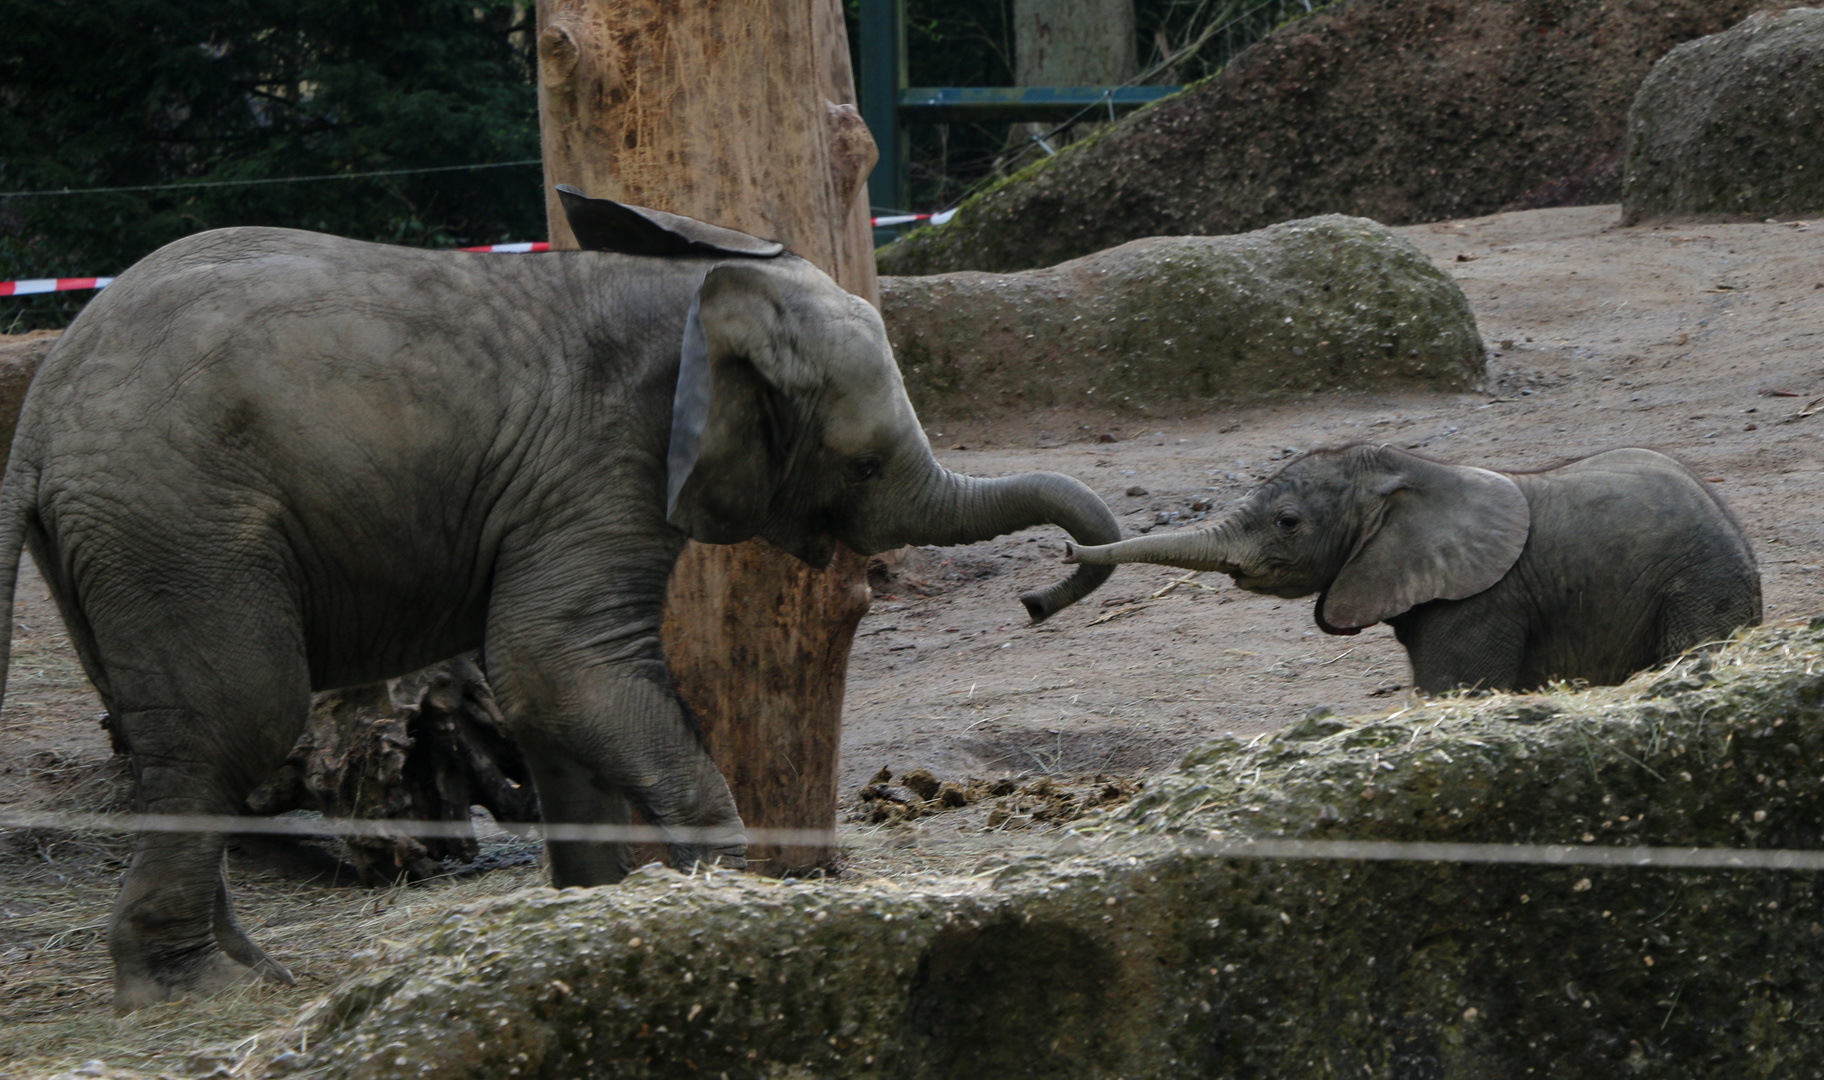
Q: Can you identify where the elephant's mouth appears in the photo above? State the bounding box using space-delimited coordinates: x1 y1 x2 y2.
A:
1230 570 1312 600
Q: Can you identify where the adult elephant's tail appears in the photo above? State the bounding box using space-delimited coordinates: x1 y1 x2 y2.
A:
0 450 40 719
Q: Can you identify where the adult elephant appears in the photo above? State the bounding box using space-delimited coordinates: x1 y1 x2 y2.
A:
1067 444 1759 694
0 189 1119 1010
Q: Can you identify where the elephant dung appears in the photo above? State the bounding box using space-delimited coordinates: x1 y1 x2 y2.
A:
259 619 1824 1079
881 217 1484 423
1624 9 1824 223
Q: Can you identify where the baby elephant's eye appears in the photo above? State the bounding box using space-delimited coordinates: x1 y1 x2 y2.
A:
1274 513 1301 534
845 456 882 483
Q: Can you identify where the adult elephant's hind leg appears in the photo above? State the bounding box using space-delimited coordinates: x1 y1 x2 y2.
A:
109 805 291 1011
92 588 312 1011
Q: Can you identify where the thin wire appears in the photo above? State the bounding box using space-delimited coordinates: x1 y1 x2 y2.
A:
8 807 1824 871
0 159 544 200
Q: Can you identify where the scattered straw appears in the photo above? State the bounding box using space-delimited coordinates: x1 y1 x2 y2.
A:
0 833 544 1078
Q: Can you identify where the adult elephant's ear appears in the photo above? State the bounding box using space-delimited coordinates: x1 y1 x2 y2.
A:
667 263 814 554
1319 451 1531 632
555 185 785 258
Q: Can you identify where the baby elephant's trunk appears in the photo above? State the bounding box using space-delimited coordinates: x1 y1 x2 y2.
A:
1066 518 1245 574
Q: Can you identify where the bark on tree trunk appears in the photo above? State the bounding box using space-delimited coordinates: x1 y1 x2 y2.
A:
536 0 879 875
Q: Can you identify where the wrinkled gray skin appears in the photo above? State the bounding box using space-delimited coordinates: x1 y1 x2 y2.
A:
0 194 1118 1011
1069 444 1759 694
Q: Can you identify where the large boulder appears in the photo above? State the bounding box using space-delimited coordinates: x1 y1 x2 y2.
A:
256 620 1824 1079
883 215 1483 423
877 0 1765 276
1623 9 1824 224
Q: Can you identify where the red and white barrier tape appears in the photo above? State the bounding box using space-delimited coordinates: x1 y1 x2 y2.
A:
2 221 952 297
460 241 551 253
0 276 114 297
870 209 956 228
0 243 547 297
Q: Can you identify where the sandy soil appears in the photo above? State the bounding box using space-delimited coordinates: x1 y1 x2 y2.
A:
2 205 1821 1059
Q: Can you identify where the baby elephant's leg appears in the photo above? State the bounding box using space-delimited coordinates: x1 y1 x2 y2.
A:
1391 601 1526 695
1657 573 1763 662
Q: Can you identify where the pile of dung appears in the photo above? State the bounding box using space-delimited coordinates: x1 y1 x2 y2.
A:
246 619 1824 1078
847 767 1142 830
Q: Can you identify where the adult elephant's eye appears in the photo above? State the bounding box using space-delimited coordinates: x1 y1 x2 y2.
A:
1275 513 1300 534
845 456 881 483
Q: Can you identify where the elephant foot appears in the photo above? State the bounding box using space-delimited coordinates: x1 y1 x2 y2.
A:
213 874 297 987
113 946 275 1013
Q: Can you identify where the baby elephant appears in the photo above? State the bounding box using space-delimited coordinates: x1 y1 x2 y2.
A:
1067 444 1761 694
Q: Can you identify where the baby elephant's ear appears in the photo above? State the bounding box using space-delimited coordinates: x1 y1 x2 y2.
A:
555 185 785 258
1320 455 1530 631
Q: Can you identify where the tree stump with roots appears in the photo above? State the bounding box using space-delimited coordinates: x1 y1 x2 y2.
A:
239 655 540 884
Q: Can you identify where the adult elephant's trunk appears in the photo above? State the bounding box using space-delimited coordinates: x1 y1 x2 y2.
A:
889 468 1120 623
1065 516 1247 574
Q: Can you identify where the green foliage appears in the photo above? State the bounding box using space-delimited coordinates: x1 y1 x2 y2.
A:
0 0 541 330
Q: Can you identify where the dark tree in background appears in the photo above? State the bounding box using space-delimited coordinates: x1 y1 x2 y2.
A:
3 0 1320 330
0 0 542 330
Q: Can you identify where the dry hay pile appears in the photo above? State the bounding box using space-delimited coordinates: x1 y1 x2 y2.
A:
179 618 1824 1079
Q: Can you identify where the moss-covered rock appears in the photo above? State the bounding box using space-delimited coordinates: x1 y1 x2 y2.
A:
883 216 1483 423
1623 9 1824 224
876 0 1767 276
262 620 1824 1079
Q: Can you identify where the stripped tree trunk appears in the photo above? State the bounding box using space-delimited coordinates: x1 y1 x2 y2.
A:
244 655 540 884
536 0 879 875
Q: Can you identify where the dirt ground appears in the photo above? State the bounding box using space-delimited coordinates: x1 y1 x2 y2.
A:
3 204 1822 1070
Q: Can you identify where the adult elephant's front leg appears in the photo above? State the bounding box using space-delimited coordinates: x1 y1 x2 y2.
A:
492 652 746 886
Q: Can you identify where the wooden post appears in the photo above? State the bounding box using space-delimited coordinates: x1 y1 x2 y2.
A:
1014 0 1137 87
1013 0 1137 146
536 0 879 875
